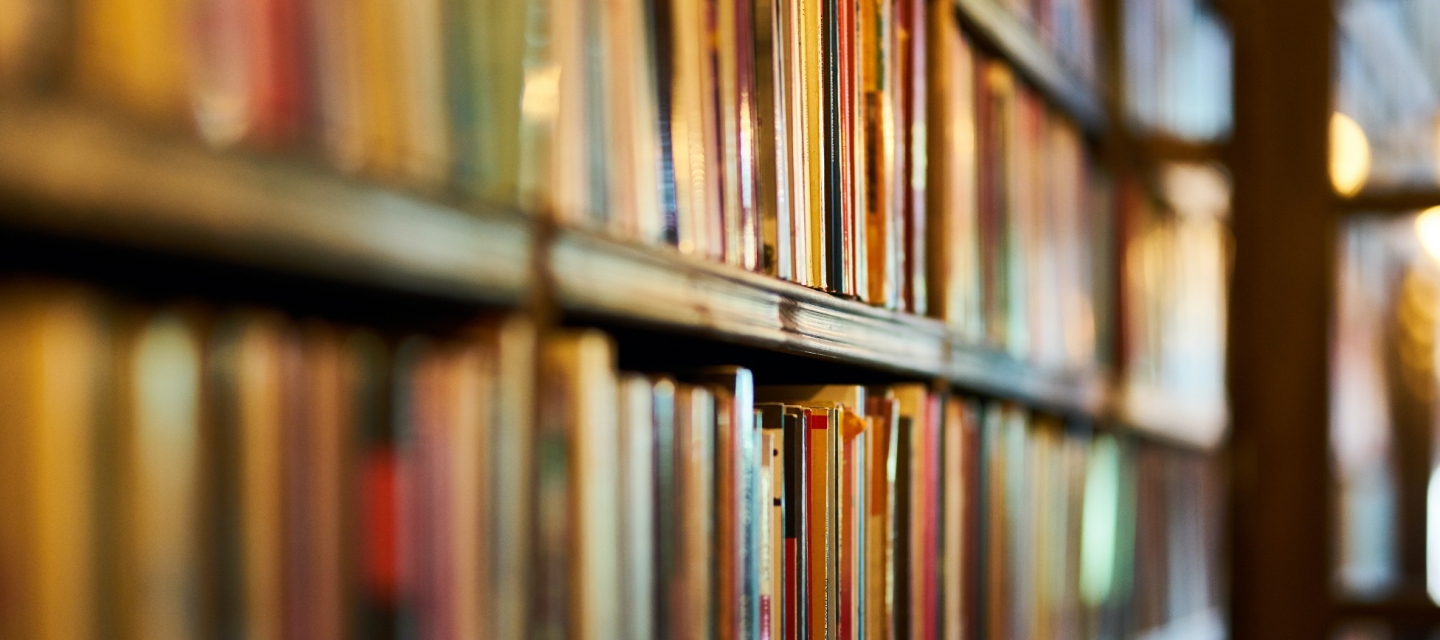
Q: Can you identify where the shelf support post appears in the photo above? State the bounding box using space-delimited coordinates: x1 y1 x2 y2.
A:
1226 0 1335 638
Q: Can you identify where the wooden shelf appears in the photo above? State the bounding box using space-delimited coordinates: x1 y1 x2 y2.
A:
1339 188 1440 213
0 102 1224 450
553 228 1135 422
552 228 951 379
948 343 1110 416
0 101 533 304
1116 384 1229 450
953 0 1106 132
1335 596 1440 625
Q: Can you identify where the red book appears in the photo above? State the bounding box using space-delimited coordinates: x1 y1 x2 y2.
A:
248 0 308 145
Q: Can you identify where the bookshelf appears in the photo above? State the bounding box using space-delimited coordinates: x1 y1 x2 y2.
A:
0 0 1234 637
0 99 1233 447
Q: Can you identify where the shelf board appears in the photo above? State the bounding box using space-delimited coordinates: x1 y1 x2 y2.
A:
1128 132 1228 165
1339 188 1440 213
1115 384 1229 450
0 101 532 304
948 343 1111 416
553 228 1132 422
953 0 1106 132
551 228 952 378
1335 596 1440 625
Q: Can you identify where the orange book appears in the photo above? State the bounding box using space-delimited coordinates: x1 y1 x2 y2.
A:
74 0 191 124
302 323 362 640
838 410 868 640
805 408 833 640
0 282 108 640
209 312 290 640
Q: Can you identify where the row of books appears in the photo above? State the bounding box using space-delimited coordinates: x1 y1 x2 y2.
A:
1122 0 1233 141
1332 213 1436 600
0 277 1219 640
985 0 1099 85
0 279 538 640
1118 163 1229 440
541 339 972 640
981 409 1224 640
0 0 1113 370
931 25 1108 368
1335 0 1440 190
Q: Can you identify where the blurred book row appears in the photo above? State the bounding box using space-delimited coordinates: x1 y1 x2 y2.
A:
1122 0 1232 141
1117 163 1230 444
982 0 1099 85
0 279 1221 640
1335 0 1440 191
0 0 1123 372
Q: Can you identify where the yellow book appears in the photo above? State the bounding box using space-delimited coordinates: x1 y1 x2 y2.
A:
395 0 451 186
801 0 827 288
358 0 405 177
74 0 190 123
0 0 60 86
312 0 367 170
0 282 107 640
941 397 967 640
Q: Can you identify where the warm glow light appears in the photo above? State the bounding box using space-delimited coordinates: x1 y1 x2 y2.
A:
1415 207 1440 262
1331 112 1371 197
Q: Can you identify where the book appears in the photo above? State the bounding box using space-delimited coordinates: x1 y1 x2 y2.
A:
112 309 204 640
759 404 788 640
537 331 622 640
0 282 109 640
0 275 1226 640
675 383 717 640
618 375 657 640
695 367 757 639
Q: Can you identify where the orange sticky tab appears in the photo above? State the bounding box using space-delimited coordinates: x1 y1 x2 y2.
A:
841 410 867 440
